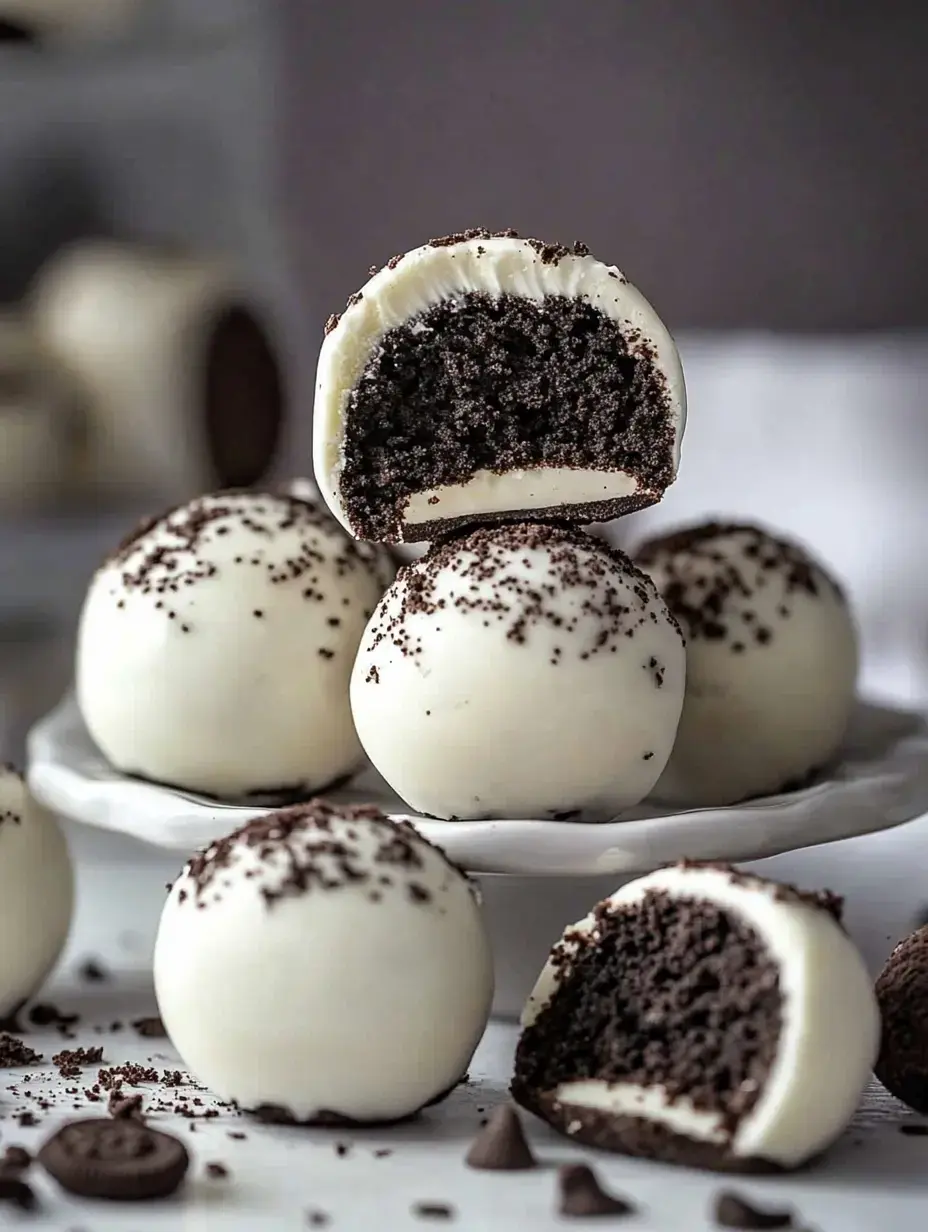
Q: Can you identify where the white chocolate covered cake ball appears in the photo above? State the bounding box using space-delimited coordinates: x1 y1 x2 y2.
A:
351 522 686 821
154 801 494 1124
314 229 686 543
513 863 878 1172
0 766 74 1019
635 521 858 807
77 491 393 799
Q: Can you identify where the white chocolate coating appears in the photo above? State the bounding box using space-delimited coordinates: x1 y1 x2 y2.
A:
314 233 686 540
350 524 686 821
636 523 858 806
76 491 392 799
154 805 494 1122
522 864 879 1169
0 767 73 1018
32 242 281 502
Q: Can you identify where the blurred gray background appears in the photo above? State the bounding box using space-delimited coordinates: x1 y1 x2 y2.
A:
282 0 928 334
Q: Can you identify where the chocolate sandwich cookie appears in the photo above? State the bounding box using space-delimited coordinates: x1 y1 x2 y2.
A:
38 1119 189 1200
512 863 878 1172
314 229 685 543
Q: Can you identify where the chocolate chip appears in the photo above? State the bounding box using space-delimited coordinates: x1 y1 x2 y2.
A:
0 1174 36 1210
38 1119 190 1201
714 1191 794 1229
465 1105 535 1170
558 1165 635 1217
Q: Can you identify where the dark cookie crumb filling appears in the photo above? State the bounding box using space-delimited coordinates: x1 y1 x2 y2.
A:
361 522 682 670
512 888 783 1141
339 290 675 541
636 521 845 648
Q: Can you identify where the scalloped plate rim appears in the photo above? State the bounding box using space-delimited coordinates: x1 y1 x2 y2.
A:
26 693 928 876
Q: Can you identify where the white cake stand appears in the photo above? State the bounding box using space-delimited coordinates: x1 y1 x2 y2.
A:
28 694 928 1018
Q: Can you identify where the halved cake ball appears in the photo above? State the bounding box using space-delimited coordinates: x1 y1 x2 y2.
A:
635 521 858 806
76 490 394 799
314 229 686 543
512 863 878 1172
154 801 494 1123
0 766 74 1020
350 522 686 821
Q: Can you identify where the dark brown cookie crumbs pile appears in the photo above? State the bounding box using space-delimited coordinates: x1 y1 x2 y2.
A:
875 926 928 1113
175 799 466 911
512 880 783 1159
362 522 679 672
339 286 675 541
53 1046 104 1078
558 1163 636 1217
0 1034 42 1067
636 521 845 650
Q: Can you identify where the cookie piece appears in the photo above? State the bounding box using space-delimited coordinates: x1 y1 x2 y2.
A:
38 1119 189 1201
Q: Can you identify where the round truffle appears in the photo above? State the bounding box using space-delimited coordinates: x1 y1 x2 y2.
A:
635 521 858 806
76 490 393 799
350 522 686 821
874 926 928 1113
512 863 878 1172
0 766 74 1019
314 229 686 543
153 801 494 1123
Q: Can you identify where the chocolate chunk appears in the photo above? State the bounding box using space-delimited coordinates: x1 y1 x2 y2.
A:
558 1164 635 1217
0 1145 31 1173
465 1105 535 1170
206 1161 229 1179
78 958 109 983
412 1202 456 1220
131 1015 168 1039
0 1174 36 1210
38 1119 190 1201
714 1191 794 1228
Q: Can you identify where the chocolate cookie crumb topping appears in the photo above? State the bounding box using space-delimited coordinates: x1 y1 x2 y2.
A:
412 1201 456 1220
363 522 679 665
132 1016 168 1039
339 288 674 541
176 799 467 911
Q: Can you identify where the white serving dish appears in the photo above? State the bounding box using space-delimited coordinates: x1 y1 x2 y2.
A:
29 694 928 1018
